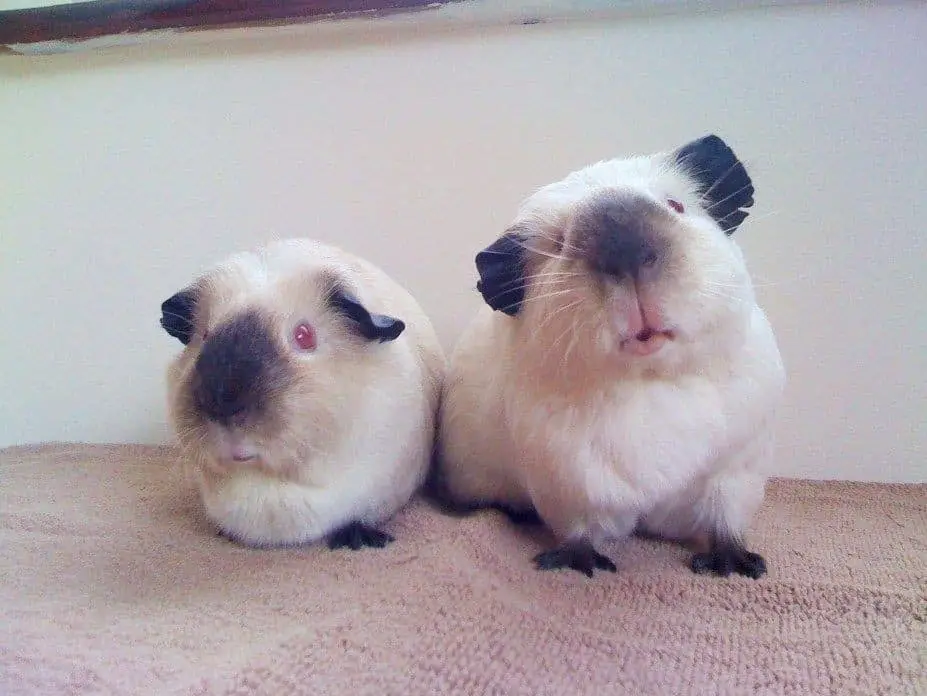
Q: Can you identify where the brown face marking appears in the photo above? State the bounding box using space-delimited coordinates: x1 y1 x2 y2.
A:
190 309 293 430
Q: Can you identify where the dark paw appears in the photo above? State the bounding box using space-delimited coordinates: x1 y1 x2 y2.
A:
326 522 394 551
490 503 544 526
691 547 766 579
533 541 617 578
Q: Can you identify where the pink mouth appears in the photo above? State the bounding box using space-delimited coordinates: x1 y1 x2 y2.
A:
229 441 260 462
213 433 259 464
617 287 673 356
620 328 674 356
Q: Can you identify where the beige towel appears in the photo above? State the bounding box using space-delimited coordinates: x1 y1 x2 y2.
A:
0 444 924 695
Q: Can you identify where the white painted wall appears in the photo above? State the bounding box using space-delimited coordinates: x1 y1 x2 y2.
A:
1 2 924 482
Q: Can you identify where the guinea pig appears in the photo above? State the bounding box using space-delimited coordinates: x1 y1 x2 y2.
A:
160 238 445 550
431 135 786 578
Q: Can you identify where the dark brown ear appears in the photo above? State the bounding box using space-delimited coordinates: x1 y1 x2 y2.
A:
328 285 405 343
475 229 529 316
160 288 198 345
674 134 755 235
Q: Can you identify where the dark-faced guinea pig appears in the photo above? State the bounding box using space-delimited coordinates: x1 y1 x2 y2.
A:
160 238 446 549
432 135 786 579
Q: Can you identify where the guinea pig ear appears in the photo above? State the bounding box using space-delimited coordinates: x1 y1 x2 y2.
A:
160 288 198 345
475 228 529 316
328 286 405 343
674 134 755 235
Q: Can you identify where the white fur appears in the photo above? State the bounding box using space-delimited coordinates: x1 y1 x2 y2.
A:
166 238 445 547
438 149 786 555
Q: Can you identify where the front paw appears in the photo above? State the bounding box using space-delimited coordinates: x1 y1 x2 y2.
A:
489 503 544 527
216 528 239 544
326 522 394 551
691 546 766 579
533 541 617 578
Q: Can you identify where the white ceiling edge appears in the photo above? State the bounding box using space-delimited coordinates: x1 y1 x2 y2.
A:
3 0 866 57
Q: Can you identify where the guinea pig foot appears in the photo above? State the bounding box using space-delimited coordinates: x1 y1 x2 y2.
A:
489 503 544 527
690 543 766 579
326 522 395 551
533 541 617 578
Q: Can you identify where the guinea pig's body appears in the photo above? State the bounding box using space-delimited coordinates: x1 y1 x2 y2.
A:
161 238 445 549
434 135 785 578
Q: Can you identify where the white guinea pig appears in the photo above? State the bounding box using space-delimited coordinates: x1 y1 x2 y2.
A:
432 135 786 579
160 238 445 550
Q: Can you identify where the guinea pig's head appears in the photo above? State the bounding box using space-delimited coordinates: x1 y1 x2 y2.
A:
475 134 758 376
160 240 406 477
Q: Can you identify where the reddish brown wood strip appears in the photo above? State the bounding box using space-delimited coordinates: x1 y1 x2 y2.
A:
0 0 453 46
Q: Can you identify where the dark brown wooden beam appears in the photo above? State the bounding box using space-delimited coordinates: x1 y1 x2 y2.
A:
0 0 457 46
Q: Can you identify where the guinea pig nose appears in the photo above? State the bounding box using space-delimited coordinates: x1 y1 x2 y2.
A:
589 199 663 280
191 310 279 426
216 382 247 415
593 234 660 280
193 376 252 424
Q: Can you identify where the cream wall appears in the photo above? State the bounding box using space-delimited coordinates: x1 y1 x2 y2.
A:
1 2 924 482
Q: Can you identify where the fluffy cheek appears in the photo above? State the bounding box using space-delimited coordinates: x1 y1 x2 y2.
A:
522 273 615 365
264 370 345 473
169 390 214 477
656 233 748 340
167 355 203 444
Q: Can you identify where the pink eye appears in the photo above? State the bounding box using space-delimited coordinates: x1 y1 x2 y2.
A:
667 199 685 214
293 323 317 351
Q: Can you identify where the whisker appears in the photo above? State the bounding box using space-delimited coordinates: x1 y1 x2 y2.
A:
545 309 587 368
529 268 583 276
531 230 585 255
161 311 194 328
482 233 582 263
702 279 750 289
697 160 744 205
703 275 791 290
702 181 754 214
565 313 595 365
743 210 780 224
510 238 574 263
697 287 747 304
520 271 584 282
523 288 577 305
544 323 574 367
484 277 572 301
495 287 576 313
538 297 583 334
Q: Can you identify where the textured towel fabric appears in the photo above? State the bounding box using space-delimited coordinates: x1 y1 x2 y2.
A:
0 444 924 696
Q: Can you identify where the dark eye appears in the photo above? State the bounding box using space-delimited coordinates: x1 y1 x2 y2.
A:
293 323 317 352
201 328 209 341
667 198 685 214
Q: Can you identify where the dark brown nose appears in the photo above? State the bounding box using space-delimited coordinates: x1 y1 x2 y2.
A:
192 311 279 426
581 195 665 281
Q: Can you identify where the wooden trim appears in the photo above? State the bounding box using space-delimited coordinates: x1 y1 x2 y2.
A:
0 1 850 56
0 0 456 45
